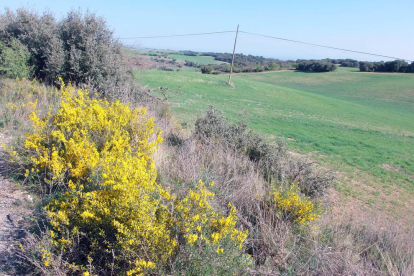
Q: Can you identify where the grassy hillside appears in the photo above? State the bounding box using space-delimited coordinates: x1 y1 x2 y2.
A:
239 70 414 114
134 68 414 218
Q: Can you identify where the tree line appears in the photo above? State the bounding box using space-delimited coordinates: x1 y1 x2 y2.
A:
200 52 295 72
194 53 362 74
359 60 414 73
295 60 337 72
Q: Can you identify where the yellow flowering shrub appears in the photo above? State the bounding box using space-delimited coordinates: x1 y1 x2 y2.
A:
173 181 248 249
167 181 252 274
13 80 248 275
270 183 322 225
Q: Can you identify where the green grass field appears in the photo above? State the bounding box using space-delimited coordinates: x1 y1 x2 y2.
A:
168 54 225 65
134 68 414 217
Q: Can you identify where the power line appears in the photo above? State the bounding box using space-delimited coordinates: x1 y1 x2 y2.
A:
239 31 413 62
119 31 235 40
118 29 412 62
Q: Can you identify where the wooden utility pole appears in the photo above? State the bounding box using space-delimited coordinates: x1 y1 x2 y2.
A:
228 25 239 85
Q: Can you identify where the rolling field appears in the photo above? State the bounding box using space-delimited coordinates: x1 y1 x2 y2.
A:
125 48 224 65
167 54 225 65
134 68 414 218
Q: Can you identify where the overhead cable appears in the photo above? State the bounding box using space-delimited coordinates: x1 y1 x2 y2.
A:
239 31 412 62
119 29 412 62
119 31 235 40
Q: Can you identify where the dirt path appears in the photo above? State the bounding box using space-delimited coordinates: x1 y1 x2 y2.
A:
0 134 33 275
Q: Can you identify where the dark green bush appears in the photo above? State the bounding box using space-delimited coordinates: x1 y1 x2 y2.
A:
158 66 174 71
296 61 337 72
201 66 213 74
359 60 414 73
0 8 58 80
0 8 128 97
185 60 200 67
0 38 32 78
59 10 126 92
166 133 184 147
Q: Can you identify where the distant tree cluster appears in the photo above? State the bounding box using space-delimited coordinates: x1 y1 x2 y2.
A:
196 52 295 74
179 50 198 56
180 50 410 75
0 8 128 95
296 60 337 72
202 52 295 70
320 59 359 67
359 60 414 73
338 59 359 67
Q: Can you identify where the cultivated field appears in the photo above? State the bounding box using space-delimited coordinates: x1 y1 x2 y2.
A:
134 68 414 222
167 54 225 65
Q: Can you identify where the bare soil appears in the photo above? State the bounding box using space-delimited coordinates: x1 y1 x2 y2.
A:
0 134 34 275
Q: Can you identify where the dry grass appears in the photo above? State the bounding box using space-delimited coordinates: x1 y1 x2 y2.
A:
306 214 414 276
154 111 414 275
0 78 59 136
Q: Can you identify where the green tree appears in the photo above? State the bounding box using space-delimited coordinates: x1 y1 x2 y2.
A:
268 62 279 70
0 38 32 78
201 66 213 74
0 8 58 80
254 65 263 72
0 8 128 96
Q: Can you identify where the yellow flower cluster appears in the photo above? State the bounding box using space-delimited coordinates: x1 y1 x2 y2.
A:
271 183 322 225
16 80 248 274
41 248 51 267
173 181 248 252
24 79 161 187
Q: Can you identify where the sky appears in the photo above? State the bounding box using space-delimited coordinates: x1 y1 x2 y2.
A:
2 0 414 62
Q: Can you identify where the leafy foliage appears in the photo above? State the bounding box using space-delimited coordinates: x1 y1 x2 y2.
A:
338 59 359 68
179 50 198 56
201 52 295 71
0 8 128 96
359 60 414 73
184 60 201 67
296 60 337 72
201 66 213 74
0 38 33 78
57 10 127 93
0 8 58 80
